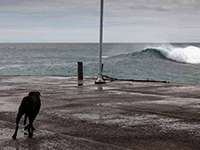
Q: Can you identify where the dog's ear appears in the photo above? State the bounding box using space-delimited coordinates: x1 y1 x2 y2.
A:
28 91 35 96
28 91 40 97
36 91 41 97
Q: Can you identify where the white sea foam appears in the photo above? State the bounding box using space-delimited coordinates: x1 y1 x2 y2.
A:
155 45 200 64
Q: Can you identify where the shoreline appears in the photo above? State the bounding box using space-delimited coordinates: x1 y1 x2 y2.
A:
0 74 170 83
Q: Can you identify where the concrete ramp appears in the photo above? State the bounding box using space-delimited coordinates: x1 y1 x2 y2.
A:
0 76 200 149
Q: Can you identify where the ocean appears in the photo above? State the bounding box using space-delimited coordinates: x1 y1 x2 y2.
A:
0 43 200 85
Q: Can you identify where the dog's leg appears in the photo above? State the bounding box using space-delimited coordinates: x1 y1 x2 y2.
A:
12 112 24 139
24 124 29 130
24 114 35 131
27 117 34 138
24 124 35 131
23 114 28 135
27 114 37 131
24 114 27 126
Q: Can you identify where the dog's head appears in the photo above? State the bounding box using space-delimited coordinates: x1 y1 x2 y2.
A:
29 91 41 97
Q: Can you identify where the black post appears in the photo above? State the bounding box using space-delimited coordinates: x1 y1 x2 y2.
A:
101 63 104 74
78 62 83 86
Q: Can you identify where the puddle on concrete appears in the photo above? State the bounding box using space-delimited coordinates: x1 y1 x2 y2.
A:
107 90 151 95
0 103 17 112
87 86 119 91
162 86 200 92
161 122 200 131
0 86 14 90
70 111 179 127
72 113 101 120
188 104 200 109
48 76 71 80
0 97 18 112
103 114 179 127
141 98 200 106
2 77 34 84
98 97 200 108
69 111 200 135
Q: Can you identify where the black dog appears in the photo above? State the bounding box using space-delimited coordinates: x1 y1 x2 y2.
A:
12 91 41 139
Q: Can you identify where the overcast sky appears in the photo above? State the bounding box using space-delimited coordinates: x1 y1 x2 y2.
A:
0 0 200 42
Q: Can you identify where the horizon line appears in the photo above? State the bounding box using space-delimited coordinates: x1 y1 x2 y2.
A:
0 41 200 44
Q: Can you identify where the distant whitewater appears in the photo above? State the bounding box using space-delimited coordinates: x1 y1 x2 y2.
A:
0 43 200 85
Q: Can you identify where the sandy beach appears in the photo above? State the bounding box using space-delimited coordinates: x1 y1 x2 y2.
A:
0 76 200 149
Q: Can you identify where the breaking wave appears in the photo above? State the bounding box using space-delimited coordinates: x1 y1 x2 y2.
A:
133 46 200 64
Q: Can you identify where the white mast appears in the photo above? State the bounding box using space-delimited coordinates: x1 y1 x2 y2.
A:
95 0 105 84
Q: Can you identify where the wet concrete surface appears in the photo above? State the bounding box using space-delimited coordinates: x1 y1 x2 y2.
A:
0 76 200 149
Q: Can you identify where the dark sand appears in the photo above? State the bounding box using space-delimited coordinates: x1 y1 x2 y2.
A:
0 76 200 150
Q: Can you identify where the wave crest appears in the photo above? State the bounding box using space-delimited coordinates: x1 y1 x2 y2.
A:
132 46 200 64
153 46 200 64
108 45 200 64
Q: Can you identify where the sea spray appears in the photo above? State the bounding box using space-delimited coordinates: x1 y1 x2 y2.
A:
154 46 200 64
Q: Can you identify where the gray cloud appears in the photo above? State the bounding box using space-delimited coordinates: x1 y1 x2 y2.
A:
0 0 200 42
1 0 200 12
